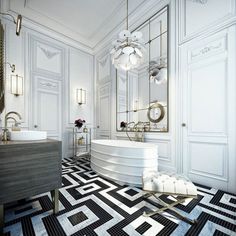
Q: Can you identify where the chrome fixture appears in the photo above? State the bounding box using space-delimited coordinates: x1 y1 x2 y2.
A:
110 0 146 71
2 111 22 141
0 12 22 36
125 121 150 142
77 88 86 105
11 74 23 96
4 62 15 73
6 116 17 124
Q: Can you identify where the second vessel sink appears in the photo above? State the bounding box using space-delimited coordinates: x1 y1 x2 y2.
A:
10 131 47 141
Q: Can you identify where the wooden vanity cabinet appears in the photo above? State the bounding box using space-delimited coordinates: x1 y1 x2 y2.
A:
0 139 62 235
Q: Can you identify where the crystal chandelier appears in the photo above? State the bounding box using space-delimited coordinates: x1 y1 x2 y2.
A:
110 0 146 71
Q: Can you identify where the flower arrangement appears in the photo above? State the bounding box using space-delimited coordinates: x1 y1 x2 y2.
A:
74 118 85 129
120 121 127 129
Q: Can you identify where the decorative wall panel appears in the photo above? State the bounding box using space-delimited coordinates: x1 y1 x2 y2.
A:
180 28 236 192
98 83 111 134
179 0 235 43
31 36 64 77
32 76 62 139
68 47 93 125
188 58 227 135
4 25 29 127
189 142 227 180
98 54 110 82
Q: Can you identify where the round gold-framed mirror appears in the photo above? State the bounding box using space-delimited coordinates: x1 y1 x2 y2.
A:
147 102 165 123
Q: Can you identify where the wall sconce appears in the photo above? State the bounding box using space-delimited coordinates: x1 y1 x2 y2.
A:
0 12 22 36
4 62 15 72
77 88 86 105
11 74 23 96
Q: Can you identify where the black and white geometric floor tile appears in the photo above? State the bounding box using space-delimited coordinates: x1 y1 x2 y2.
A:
3 157 236 236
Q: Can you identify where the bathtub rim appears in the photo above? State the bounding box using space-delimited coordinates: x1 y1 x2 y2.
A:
91 139 158 149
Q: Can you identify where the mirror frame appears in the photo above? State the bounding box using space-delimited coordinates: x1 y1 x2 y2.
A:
116 5 169 132
147 102 165 123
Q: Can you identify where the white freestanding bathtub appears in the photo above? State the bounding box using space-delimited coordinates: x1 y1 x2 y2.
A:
91 139 158 186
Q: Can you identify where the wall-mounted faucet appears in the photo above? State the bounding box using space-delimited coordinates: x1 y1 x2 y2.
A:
125 121 150 142
2 111 22 141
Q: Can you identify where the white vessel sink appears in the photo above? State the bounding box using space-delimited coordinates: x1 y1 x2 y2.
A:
10 131 47 141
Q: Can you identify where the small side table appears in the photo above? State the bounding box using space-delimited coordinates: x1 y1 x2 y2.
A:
73 127 91 160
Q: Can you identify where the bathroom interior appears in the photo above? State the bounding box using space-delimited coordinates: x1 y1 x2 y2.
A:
0 0 235 235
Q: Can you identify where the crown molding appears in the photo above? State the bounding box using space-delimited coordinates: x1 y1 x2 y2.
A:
2 0 128 49
1 0 170 56
93 0 169 55
0 0 93 54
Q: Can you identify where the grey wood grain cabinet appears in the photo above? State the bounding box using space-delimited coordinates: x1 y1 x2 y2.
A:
0 139 62 235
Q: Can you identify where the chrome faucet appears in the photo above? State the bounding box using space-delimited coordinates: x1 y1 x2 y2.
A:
2 111 22 141
125 122 135 141
125 121 150 142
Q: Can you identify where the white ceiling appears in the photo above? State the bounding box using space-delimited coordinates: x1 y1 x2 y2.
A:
7 0 146 49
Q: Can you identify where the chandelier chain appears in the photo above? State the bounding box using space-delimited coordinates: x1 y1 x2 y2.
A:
126 0 128 30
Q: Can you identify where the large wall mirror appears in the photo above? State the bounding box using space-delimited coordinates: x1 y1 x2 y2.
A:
116 6 169 132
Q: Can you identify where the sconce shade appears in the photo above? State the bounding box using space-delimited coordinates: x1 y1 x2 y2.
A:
77 88 86 105
16 14 22 36
11 74 23 96
133 100 139 112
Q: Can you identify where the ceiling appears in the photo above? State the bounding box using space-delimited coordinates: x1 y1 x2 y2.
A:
7 0 146 49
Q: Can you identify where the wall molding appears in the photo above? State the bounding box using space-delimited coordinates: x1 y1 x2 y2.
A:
32 74 62 138
178 0 236 45
38 45 60 60
3 22 29 127
178 26 235 192
67 47 94 125
0 0 93 54
188 142 228 182
93 0 170 54
188 0 208 4
30 35 65 78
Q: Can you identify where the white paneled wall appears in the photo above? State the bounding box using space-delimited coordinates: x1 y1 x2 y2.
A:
1 18 94 159
177 0 236 193
178 0 235 43
1 0 235 193
94 0 236 193
95 52 112 139
65 47 94 157
29 35 65 142
67 48 93 125
4 23 28 127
